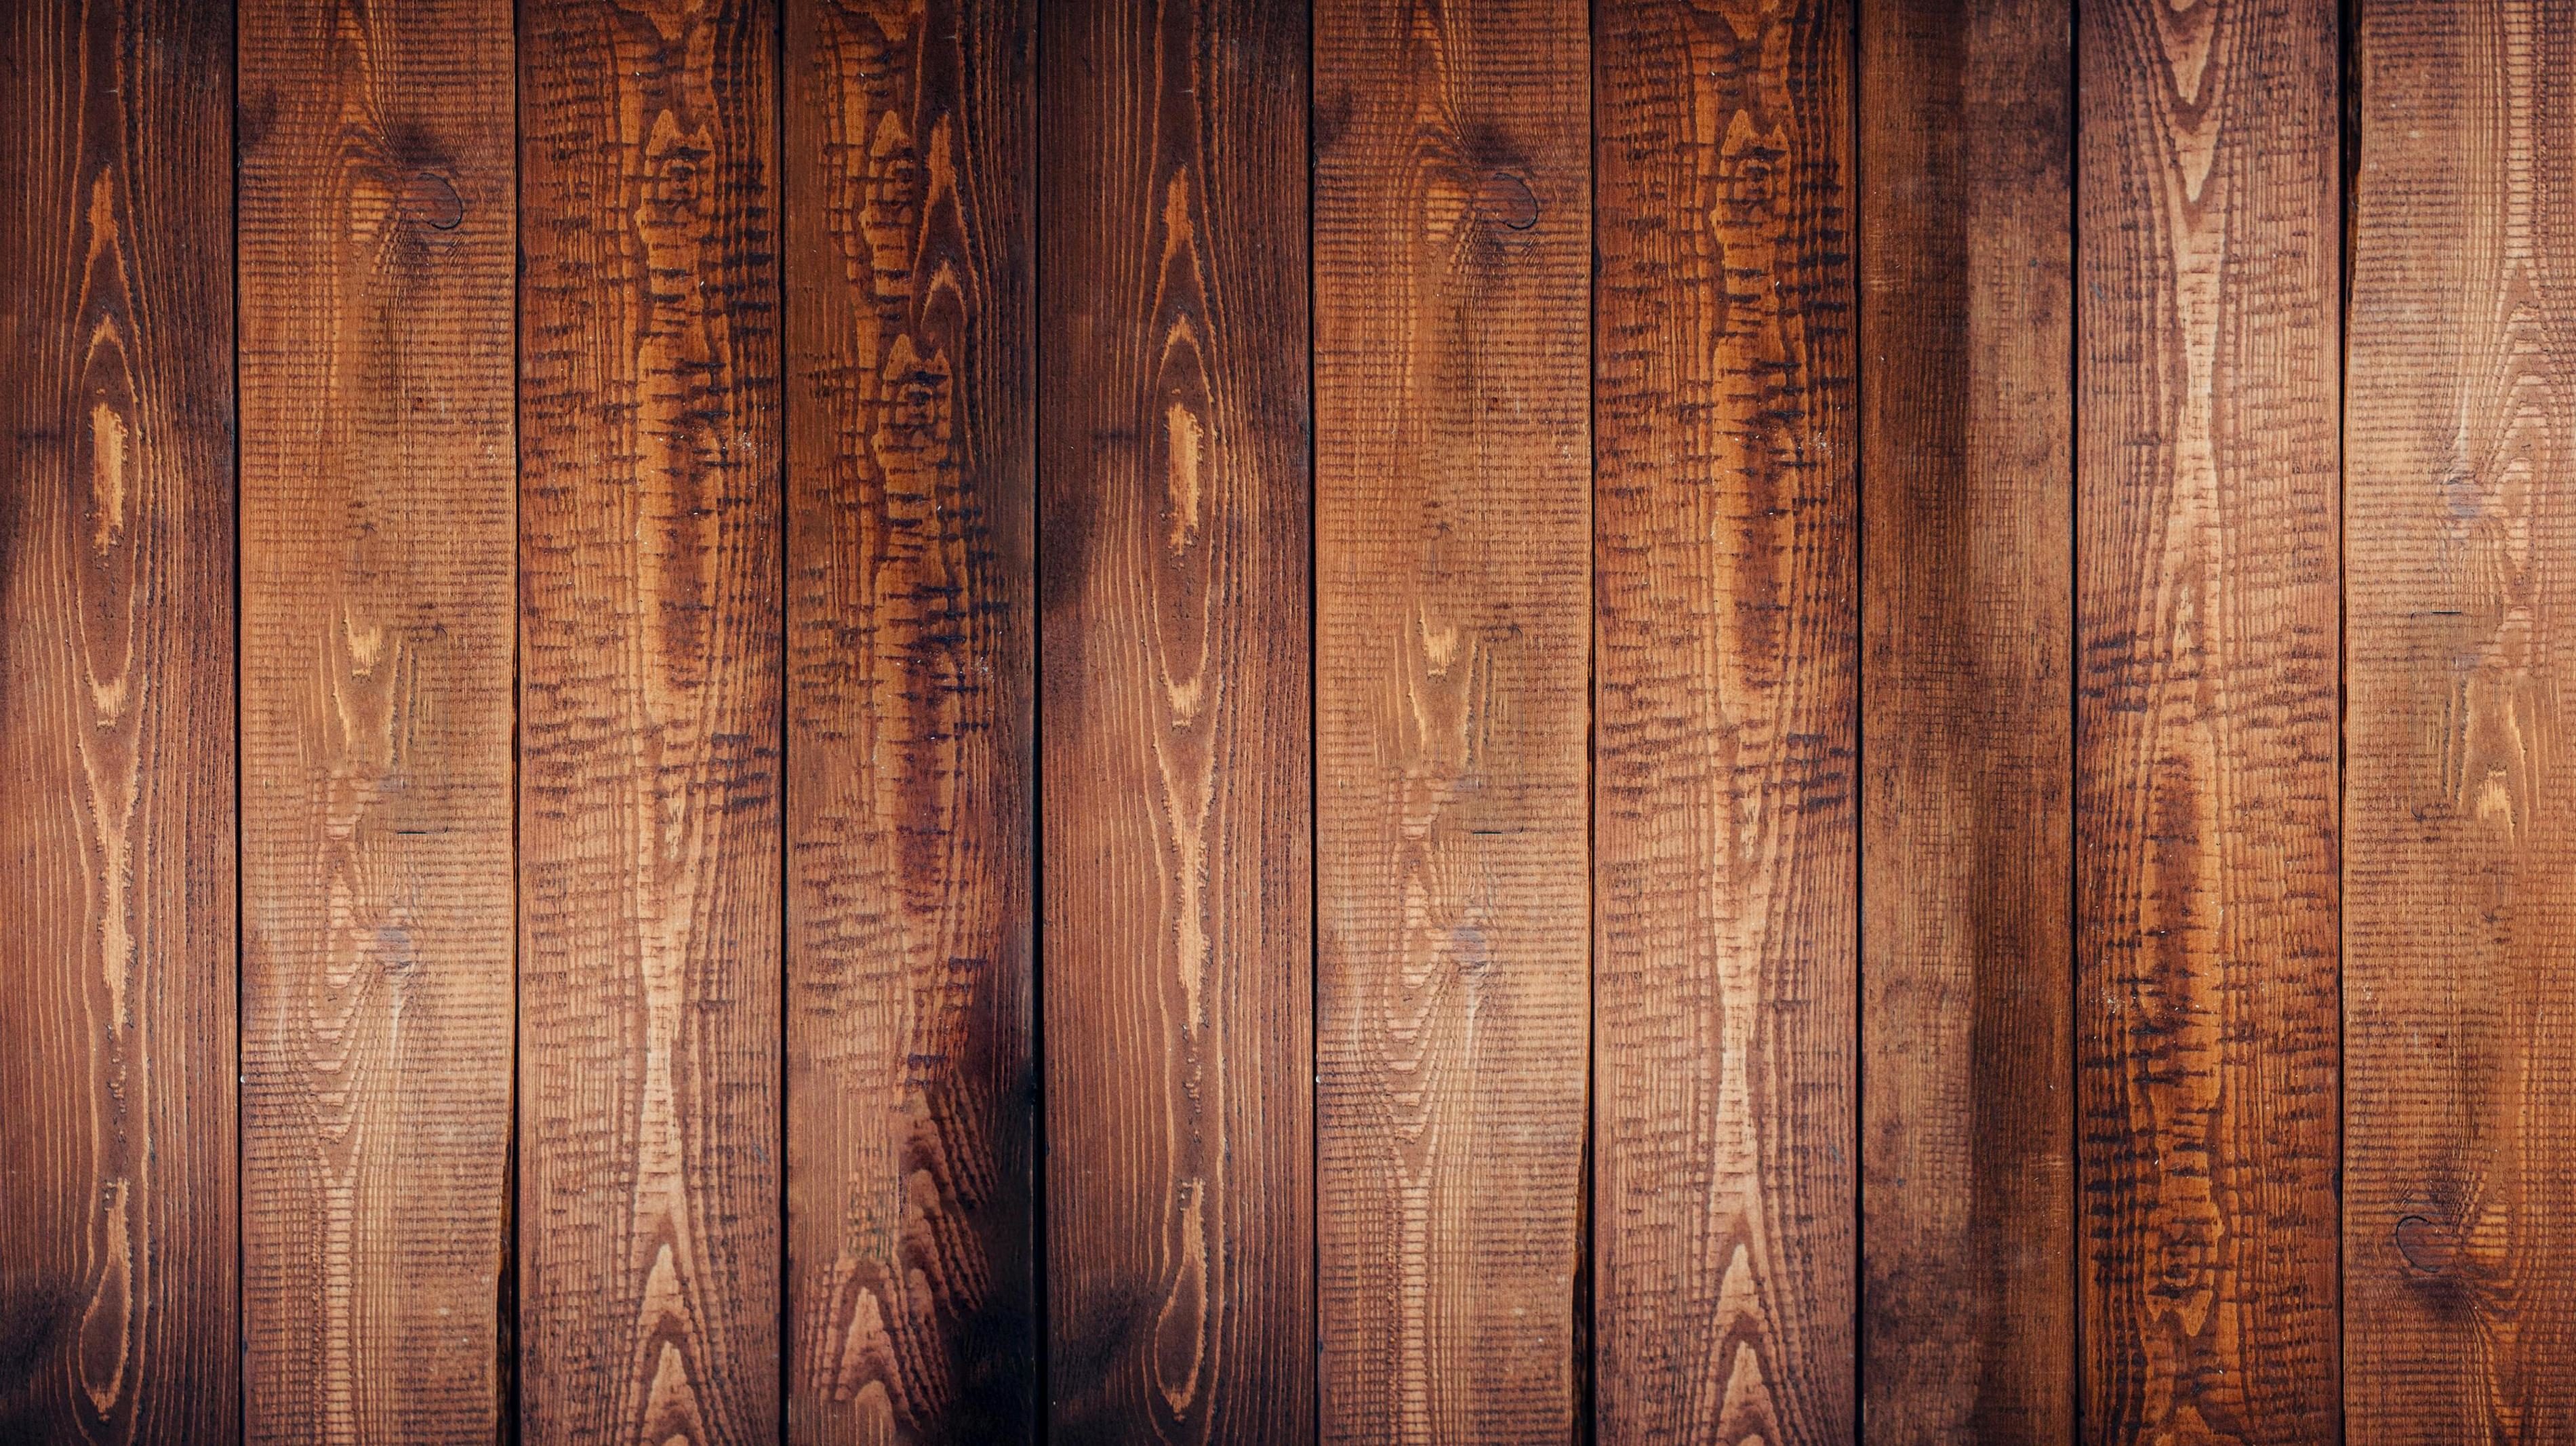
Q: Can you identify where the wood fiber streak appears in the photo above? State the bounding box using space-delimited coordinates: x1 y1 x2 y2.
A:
1855 1 2073 1441
784 0 1037 1439
1040 0 1313 1439
2076 0 2341 1439
517 1 782 1440
1593 3 1855 1443
237 1 516 1437
2345 2 2576 1437
0 1 238 1440
1313 0 1588 1439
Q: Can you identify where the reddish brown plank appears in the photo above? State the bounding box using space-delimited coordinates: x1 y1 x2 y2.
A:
1039 0 1314 1438
783 0 1037 1439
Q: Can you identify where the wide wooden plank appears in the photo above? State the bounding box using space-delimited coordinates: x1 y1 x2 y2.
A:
783 0 1037 1439
1855 1 2074 1441
1592 1 1856 1441
1312 0 1588 1438
2345 1 2576 1436
2076 1 2341 1439
235 1 517 1437
0 1 238 1440
516 1 784 1439
1039 0 1313 1438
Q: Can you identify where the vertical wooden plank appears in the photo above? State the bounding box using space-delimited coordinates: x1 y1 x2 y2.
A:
2076 0 2341 1439
1312 0 1588 1439
2346 1 2576 1437
0 1 238 1440
1039 0 1313 1437
1592 1 1856 1441
235 1 516 1437
1855 1 2074 1441
517 0 782 1439
783 0 1037 1439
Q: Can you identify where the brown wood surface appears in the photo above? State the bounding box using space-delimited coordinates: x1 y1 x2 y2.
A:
2076 0 2341 1439
235 0 518 1437
1313 0 1589 1439
1592 2 1857 1443
783 0 1037 1440
2345 1 2576 1437
516 1 784 1440
1039 0 1314 1439
0 1 239 1440
1855 1 2074 1441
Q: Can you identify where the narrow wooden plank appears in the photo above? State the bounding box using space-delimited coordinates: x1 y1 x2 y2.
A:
516 1 783 1439
2076 1 2341 1439
2345 1 2576 1435
235 1 516 1437
1039 0 1313 1438
1592 1 1856 1441
783 0 1037 1439
0 1 237 1439
1312 0 1588 1437
1855 1 2074 1441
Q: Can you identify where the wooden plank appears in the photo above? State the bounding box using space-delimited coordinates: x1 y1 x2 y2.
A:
516 1 783 1439
1312 0 1588 1438
0 1 238 1440
1039 0 1312 1438
235 1 517 1437
782 0 1037 1439
2344 1 2576 1435
1592 1 1855 1441
2075 0 2341 1439
1855 1 2074 1441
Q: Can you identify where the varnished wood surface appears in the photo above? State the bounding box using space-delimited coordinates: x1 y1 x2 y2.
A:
783 0 1037 1440
1313 0 1590 1439
0 1 239 1440
237 0 518 1437
516 1 784 1440
1856 1 2074 1441
2345 1 2576 1437
2076 0 2342 1439
1040 0 1314 1439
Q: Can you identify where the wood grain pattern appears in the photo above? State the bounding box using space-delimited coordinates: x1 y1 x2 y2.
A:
236 1 517 1437
784 0 1037 1439
1855 1 2074 1441
2076 0 2341 1439
1313 0 1588 1439
517 1 783 1440
0 1 238 1440
1592 2 1856 1442
2345 2 2576 1437
1039 0 1313 1439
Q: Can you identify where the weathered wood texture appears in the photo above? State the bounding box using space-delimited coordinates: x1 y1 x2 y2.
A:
236 0 517 1437
1313 0 1589 1439
2076 0 2341 1439
2345 1 2576 1437
784 0 1037 1440
1039 0 1314 1439
516 0 784 1440
1856 1 2074 1441
0 1 238 1440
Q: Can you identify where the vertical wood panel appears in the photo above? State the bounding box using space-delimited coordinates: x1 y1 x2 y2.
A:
0 1 238 1439
783 0 1037 1439
237 1 517 1437
1313 0 1589 1439
1039 0 1314 1438
2346 1 2576 1437
1855 1 2074 1441
517 1 783 1439
1592 2 1857 1442
2076 0 2341 1439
